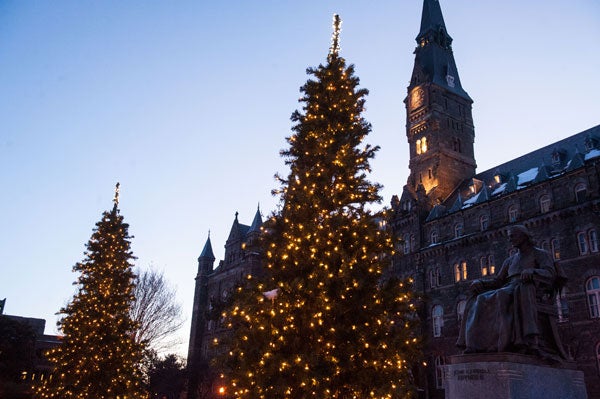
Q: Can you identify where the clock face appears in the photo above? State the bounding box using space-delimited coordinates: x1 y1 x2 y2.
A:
411 87 425 109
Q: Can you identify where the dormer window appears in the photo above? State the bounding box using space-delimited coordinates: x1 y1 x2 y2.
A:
551 149 564 167
585 136 597 152
494 174 501 184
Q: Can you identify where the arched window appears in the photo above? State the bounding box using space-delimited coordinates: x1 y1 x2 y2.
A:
432 305 444 337
454 223 464 238
480 214 489 231
551 238 561 260
480 256 489 277
454 261 468 282
578 232 589 255
508 205 518 223
431 230 439 245
488 255 496 275
589 229 599 253
457 300 467 321
416 139 422 155
421 137 428 153
539 195 551 213
429 268 442 288
404 234 411 255
586 277 600 318
556 287 569 322
575 183 587 203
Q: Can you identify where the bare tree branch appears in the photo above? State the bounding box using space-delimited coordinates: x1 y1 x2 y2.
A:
131 267 185 354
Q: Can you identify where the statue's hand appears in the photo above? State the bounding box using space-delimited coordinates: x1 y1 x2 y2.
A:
521 268 535 282
469 280 484 294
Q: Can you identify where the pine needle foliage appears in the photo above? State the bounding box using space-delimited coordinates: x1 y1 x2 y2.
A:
35 202 145 399
219 20 421 399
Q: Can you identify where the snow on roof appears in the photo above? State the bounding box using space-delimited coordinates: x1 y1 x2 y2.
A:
462 191 480 207
517 167 539 186
492 183 507 196
585 149 600 161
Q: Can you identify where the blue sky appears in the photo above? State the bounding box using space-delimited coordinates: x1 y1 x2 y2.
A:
1 0 599 356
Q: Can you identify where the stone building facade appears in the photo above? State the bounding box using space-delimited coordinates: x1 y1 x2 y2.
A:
390 0 600 397
187 209 263 399
187 1 600 397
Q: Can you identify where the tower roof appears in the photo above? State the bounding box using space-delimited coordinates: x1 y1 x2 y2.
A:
418 0 447 40
412 0 471 101
199 236 215 260
248 205 263 234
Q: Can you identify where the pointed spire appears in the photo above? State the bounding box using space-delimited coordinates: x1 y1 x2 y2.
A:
248 204 263 233
328 14 342 61
411 0 470 100
418 0 448 41
227 211 242 241
199 234 215 260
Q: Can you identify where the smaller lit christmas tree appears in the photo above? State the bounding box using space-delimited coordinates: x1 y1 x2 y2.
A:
36 183 146 399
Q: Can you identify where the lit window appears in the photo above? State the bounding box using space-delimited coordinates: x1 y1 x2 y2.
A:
551 238 561 260
421 137 428 153
416 139 422 155
457 300 466 321
454 261 467 282
488 255 496 275
480 215 489 231
575 183 587 203
480 256 489 276
454 223 464 238
589 229 599 253
431 230 439 245
586 277 600 318
494 174 501 184
539 195 551 213
435 356 445 389
432 305 444 337
578 232 589 255
508 205 518 223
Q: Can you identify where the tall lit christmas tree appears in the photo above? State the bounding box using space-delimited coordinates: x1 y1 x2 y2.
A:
36 184 145 399
221 16 421 399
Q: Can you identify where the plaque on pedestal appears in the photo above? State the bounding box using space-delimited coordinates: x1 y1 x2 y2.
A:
443 353 587 399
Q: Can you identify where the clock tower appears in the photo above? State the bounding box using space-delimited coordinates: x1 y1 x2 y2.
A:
405 0 476 204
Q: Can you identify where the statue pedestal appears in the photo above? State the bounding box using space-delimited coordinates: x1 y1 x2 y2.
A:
443 353 587 399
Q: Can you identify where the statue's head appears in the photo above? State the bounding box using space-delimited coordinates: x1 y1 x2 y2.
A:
508 224 533 247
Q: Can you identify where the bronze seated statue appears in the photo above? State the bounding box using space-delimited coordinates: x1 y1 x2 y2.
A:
456 225 568 360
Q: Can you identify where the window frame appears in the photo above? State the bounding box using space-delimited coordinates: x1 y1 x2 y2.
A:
432 305 444 337
578 232 589 255
479 214 489 231
539 194 551 213
589 229 599 253
586 277 600 319
575 183 587 203
454 222 464 238
508 205 518 223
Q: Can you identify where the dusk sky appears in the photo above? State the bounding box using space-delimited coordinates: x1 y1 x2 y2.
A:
1 0 599 357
